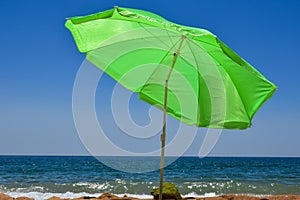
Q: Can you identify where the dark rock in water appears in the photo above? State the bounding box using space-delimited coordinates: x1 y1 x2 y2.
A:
151 182 182 200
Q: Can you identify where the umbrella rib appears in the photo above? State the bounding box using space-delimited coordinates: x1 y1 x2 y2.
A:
138 22 177 50
162 24 176 48
138 37 182 93
185 39 202 126
91 34 179 53
185 38 251 124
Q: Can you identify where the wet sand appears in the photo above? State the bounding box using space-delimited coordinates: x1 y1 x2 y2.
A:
1 193 300 200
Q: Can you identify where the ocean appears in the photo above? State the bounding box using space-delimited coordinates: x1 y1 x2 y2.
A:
0 156 299 199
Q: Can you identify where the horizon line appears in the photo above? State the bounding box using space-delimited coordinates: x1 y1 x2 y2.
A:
0 154 299 158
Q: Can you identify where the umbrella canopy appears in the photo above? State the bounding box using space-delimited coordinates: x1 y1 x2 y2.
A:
65 6 276 199
66 6 276 129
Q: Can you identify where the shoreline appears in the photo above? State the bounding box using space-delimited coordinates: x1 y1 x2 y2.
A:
1 193 300 200
1 157 299 200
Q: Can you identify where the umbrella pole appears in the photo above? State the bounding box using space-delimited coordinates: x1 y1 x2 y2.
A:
159 81 168 200
159 52 179 200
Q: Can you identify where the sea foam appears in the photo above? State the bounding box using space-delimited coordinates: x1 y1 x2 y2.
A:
5 192 218 200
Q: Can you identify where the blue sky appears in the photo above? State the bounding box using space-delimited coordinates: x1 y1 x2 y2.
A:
0 0 299 156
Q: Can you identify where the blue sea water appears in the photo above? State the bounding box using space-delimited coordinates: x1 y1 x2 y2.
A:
0 156 299 199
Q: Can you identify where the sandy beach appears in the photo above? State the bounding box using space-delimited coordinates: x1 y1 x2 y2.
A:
1 193 300 200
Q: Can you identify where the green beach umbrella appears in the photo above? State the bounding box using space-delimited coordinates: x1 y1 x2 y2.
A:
65 6 276 199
